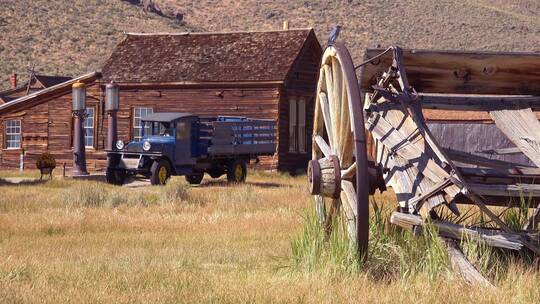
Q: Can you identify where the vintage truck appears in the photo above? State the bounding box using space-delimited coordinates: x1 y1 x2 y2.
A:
105 113 276 185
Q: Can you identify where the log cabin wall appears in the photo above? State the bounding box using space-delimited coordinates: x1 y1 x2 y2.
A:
0 82 104 171
278 31 322 173
105 85 282 170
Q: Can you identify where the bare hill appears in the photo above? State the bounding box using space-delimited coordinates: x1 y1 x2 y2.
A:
1 0 539 90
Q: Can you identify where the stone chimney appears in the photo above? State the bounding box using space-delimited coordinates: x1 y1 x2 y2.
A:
283 21 289 30
10 73 17 89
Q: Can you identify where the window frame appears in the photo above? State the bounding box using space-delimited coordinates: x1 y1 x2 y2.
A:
288 98 297 153
297 98 307 154
83 107 96 149
133 107 154 141
4 119 21 150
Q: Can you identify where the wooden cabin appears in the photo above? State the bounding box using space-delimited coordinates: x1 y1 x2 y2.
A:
0 29 322 173
0 72 102 170
101 29 322 172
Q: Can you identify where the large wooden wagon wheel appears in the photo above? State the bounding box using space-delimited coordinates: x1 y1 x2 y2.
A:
307 43 372 257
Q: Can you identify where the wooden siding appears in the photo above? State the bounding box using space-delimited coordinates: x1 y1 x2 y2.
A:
107 87 281 170
278 32 321 173
0 83 105 170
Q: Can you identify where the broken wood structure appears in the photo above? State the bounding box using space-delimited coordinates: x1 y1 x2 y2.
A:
306 43 540 273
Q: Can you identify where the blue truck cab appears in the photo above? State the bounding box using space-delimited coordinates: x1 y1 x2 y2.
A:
105 112 276 185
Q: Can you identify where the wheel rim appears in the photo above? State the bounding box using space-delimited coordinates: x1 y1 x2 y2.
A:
234 164 243 182
309 43 371 257
158 166 167 184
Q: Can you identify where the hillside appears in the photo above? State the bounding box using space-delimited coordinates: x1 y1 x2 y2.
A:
0 0 193 90
1 0 539 90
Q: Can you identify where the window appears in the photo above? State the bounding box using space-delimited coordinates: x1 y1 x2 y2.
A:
133 107 153 140
289 97 308 153
84 108 95 148
5 119 21 149
176 122 189 140
289 99 297 152
298 98 306 153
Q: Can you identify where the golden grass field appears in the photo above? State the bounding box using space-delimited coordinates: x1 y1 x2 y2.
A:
0 170 539 303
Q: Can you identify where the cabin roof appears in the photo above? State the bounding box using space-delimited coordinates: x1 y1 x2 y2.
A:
142 112 195 122
0 72 101 115
101 29 316 83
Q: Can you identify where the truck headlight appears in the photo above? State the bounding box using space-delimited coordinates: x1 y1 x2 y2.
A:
143 141 151 151
116 140 125 150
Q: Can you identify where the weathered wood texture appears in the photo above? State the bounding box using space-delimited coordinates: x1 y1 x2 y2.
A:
489 107 540 168
0 83 104 170
390 212 525 251
443 238 495 288
361 49 540 95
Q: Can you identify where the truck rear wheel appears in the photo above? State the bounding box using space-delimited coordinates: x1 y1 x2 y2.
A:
150 159 171 185
227 159 247 183
185 173 203 185
106 168 125 185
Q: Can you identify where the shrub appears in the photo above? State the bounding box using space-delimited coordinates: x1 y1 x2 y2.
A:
161 179 189 203
60 182 107 207
36 153 56 169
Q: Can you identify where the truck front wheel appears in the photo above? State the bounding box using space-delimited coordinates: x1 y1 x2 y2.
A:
185 174 204 185
150 159 171 185
227 159 247 183
106 168 125 185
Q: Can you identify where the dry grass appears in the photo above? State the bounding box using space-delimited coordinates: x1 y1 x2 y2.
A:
0 171 539 303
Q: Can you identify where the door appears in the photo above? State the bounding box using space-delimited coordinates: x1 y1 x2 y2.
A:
174 119 194 165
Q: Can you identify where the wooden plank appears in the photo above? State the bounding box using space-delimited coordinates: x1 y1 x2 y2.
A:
468 183 540 197
489 107 540 168
418 93 540 111
360 48 540 95
390 212 525 251
443 238 495 288
313 134 332 158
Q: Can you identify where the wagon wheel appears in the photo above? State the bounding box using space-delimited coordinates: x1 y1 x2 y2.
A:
307 43 371 257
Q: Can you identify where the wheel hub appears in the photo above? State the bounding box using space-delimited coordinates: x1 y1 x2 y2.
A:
307 155 341 199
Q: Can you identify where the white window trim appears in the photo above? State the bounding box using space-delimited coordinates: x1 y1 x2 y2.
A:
84 107 95 149
5 119 21 149
298 98 307 154
133 107 153 141
289 98 297 153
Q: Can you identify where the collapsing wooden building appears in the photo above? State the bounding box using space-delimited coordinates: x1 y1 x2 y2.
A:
0 28 322 172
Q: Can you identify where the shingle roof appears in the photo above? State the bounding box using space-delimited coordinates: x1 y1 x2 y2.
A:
101 29 315 83
34 75 73 88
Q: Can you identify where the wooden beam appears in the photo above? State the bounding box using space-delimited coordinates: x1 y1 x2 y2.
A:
418 93 540 111
443 238 495 288
390 212 525 251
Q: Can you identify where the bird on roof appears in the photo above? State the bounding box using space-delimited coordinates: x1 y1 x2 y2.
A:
327 25 341 47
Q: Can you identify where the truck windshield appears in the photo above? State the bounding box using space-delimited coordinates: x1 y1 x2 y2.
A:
143 121 172 137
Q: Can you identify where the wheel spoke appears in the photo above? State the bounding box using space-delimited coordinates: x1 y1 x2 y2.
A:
314 195 326 225
324 198 341 237
341 162 357 179
314 134 332 157
331 57 343 152
340 185 357 243
318 92 335 150
341 180 358 218
323 64 337 151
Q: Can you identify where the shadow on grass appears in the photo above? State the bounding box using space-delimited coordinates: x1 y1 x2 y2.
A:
197 179 290 188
